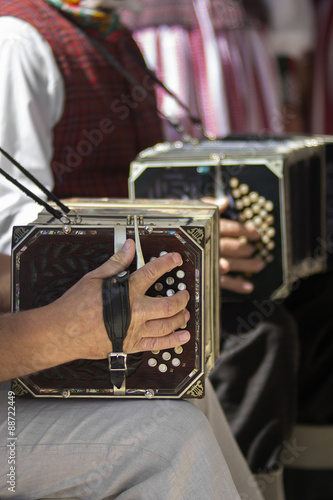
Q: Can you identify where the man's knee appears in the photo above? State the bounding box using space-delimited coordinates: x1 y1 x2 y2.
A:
151 399 210 434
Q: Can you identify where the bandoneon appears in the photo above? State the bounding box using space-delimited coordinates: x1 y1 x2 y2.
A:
129 136 329 300
11 199 219 399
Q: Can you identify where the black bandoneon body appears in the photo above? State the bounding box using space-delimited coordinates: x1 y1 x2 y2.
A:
129 137 328 300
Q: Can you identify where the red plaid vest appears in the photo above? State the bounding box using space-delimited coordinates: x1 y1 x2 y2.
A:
1 0 163 198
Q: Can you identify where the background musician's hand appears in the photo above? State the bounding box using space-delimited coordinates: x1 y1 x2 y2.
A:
202 197 266 294
55 239 190 361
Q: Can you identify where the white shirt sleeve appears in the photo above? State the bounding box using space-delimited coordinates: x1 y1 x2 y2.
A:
0 17 65 254
262 0 316 59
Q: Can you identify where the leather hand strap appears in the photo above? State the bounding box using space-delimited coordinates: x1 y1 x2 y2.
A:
102 270 131 389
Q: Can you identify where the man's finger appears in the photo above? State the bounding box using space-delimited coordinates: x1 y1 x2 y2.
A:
134 290 190 321
201 196 229 214
144 309 190 338
227 257 266 274
220 237 257 258
220 219 261 240
130 252 184 293
221 274 254 294
89 239 136 279
219 257 230 274
137 329 191 353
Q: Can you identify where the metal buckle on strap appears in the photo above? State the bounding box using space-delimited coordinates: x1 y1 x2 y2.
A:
108 352 128 371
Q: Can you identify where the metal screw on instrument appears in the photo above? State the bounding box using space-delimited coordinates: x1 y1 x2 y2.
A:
145 389 155 399
144 225 154 234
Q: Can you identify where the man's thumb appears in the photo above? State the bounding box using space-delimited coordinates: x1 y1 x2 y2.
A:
92 239 136 279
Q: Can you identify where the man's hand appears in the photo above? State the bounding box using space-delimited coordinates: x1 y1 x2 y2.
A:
202 197 266 294
54 239 190 360
0 239 190 382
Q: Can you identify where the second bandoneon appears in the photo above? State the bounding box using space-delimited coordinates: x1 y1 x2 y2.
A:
11 199 219 399
129 136 329 300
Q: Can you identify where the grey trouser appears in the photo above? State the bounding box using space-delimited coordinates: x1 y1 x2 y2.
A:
0 382 263 500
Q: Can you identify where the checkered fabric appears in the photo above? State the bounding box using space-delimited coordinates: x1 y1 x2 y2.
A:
1 0 163 199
